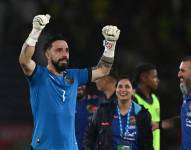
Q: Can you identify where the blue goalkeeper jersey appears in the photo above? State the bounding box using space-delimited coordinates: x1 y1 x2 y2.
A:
181 96 191 150
27 65 91 150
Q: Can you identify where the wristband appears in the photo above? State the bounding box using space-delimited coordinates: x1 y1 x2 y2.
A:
25 28 42 46
103 40 116 58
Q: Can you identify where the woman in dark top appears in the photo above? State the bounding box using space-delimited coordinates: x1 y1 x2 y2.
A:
84 76 153 150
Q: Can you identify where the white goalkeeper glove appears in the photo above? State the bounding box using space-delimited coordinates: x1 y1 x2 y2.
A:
26 14 51 46
102 25 120 58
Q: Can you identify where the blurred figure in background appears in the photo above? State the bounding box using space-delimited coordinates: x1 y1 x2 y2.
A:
134 63 181 149
84 76 153 150
177 56 191 150
75 85 99 150
133 63 160 150
95 70 118 103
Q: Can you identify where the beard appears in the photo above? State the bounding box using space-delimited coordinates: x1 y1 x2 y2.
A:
77 93 85 100
51 58 69 73
180 78 191 96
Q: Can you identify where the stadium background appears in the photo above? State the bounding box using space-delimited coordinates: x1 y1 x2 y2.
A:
0 0 190 149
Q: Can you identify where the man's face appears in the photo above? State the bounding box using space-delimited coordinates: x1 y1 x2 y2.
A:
46 40 69 72
116 79 133 101
144 69 159 90
178 61 191 96
77 86 86 100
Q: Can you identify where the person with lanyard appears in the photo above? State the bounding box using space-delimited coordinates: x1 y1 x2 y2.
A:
133 63 160 150
84 76 153 150
19 14 120 150
178 56 191 150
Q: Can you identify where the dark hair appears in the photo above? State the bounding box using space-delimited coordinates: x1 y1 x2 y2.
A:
116 75 132 87
134 63 156 84
43 34 67 52
182 56 191 62
109 69 119 81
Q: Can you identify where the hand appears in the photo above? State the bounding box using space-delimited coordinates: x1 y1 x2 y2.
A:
101 25 120 58
102 25 120 41
32 14 51 31
26 14 51 46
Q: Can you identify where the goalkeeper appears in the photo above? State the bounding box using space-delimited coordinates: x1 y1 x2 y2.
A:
19 14 120 150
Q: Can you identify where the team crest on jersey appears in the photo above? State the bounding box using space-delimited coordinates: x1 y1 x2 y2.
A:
64 76 74 84
63 71 74 84
129 116 136 125
86 105 97 113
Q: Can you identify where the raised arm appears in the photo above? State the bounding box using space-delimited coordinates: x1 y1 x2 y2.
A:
91 25 120 82
19 14 50 76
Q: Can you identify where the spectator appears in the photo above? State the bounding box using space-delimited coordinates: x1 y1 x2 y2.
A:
84 76 153 150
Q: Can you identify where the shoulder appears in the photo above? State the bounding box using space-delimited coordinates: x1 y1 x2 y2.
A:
132 101 142 114
66 68 90 75
66 68 78 74
27 64 47 81
35 64 47 74
132 100 150 119
97 101 115 112
151 93 160 101
132 101 151 120
132 93 142 103
136 106 151 121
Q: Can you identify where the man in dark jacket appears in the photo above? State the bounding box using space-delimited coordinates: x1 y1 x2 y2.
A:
84 76 153 150
95 70 118 103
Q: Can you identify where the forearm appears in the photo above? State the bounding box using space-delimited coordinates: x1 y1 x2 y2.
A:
161 116 180 129
92 55 113 79
19 14 50 64
91 26 120 81
19 43 36 75
19 28 41 75
152 116 180 130
96 39 116 71
19 43 35 64
19 14 50 75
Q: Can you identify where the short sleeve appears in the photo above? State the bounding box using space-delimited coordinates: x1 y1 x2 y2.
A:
26 65 44 85
77 68 92 85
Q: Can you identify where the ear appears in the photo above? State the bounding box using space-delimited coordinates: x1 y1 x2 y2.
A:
140 73 148 82
45 51 50 59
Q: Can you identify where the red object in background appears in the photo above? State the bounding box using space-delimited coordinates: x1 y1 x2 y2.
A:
0 123 32 141
0 123 32 150
0 140 13 150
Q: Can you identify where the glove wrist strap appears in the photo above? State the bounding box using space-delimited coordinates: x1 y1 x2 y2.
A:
25 28 42 46
103 40 116 58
